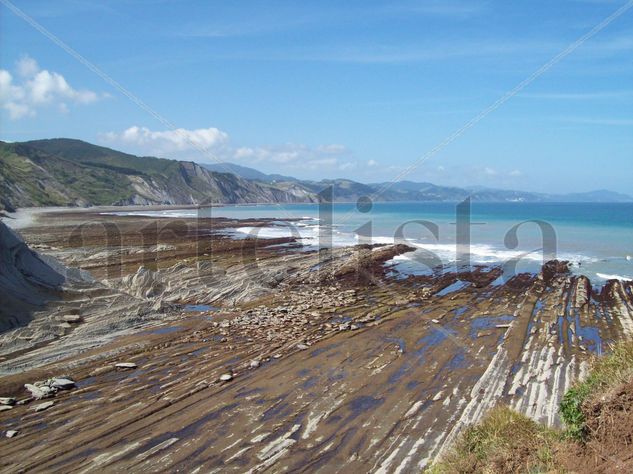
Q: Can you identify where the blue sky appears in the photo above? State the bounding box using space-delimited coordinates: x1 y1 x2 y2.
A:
1 0 632 193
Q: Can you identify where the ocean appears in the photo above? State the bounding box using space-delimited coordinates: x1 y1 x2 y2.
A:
111 201 633 284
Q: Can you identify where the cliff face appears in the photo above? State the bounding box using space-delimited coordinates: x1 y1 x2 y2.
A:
0 222 67 331
0 139 319 209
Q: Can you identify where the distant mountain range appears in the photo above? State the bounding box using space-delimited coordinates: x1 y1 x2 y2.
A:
0 138 630 211
200 161 633 204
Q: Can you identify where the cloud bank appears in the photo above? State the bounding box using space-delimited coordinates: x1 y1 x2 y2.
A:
0 56 105 119
101 125 353 172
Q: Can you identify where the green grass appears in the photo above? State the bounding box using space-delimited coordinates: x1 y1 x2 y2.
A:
428 341 633 473
560 341 633 441
428 406 560 474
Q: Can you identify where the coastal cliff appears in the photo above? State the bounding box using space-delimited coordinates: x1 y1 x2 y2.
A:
0 139 318 210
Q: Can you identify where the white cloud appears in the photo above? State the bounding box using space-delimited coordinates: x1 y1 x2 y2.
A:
367 159 378 167
232 143 348 168
102 125 353 172
16 56 39 78
0 55 105 120
509 169 522 177
103 125 229 157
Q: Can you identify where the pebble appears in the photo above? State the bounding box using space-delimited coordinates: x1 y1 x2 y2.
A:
51 378 76 390
0 397 15 406
250 360 261 369
62 315 82 323
296 344 309 350
432 391 444 402
5 430 18 438
219 373 233 382
115 362 137 369
431 319 440 324
32 401 54 412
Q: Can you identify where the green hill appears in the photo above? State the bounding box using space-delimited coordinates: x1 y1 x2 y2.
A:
0 139 318 210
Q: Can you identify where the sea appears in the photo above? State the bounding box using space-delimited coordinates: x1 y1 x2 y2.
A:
110 202 633 285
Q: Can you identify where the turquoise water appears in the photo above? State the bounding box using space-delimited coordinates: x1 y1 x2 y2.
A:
111 202 633 283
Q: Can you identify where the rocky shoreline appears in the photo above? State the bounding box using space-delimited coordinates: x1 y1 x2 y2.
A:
1 208 632 472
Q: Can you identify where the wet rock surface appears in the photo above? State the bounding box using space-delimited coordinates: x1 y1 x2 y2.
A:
0 211 632 472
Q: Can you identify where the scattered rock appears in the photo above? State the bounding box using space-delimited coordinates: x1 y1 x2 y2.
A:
115 362 137 369
24 384 54 400
250 360 261 369
496 324 512 329
50 378 76 390
431 319 440 324
5 430 18 438
62 314 82 323
219 373 233 382
32 401 54 412
0 397 15 406
432 391 444 402
0 406 12 412
296 343 309 350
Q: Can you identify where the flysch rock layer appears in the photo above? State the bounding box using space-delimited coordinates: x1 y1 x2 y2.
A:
0 210 632 473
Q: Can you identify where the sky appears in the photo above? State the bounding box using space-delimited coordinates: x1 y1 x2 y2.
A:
1 0 632 193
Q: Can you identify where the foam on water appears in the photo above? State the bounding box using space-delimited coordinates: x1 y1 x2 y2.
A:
103 202 633 285
596 273 632 282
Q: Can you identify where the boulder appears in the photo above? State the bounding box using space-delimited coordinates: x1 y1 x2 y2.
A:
32 401 54 412
219 373 233 382
5 430 18 438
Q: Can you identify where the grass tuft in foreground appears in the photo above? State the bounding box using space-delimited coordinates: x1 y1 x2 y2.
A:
560 342 633 441
427 406 560 474
429 341 633 473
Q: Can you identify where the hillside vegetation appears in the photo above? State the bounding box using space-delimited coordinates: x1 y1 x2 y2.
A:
0 139 316 210
429 341 633 473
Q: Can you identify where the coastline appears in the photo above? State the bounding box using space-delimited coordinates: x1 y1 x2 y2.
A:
0 207 632 471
